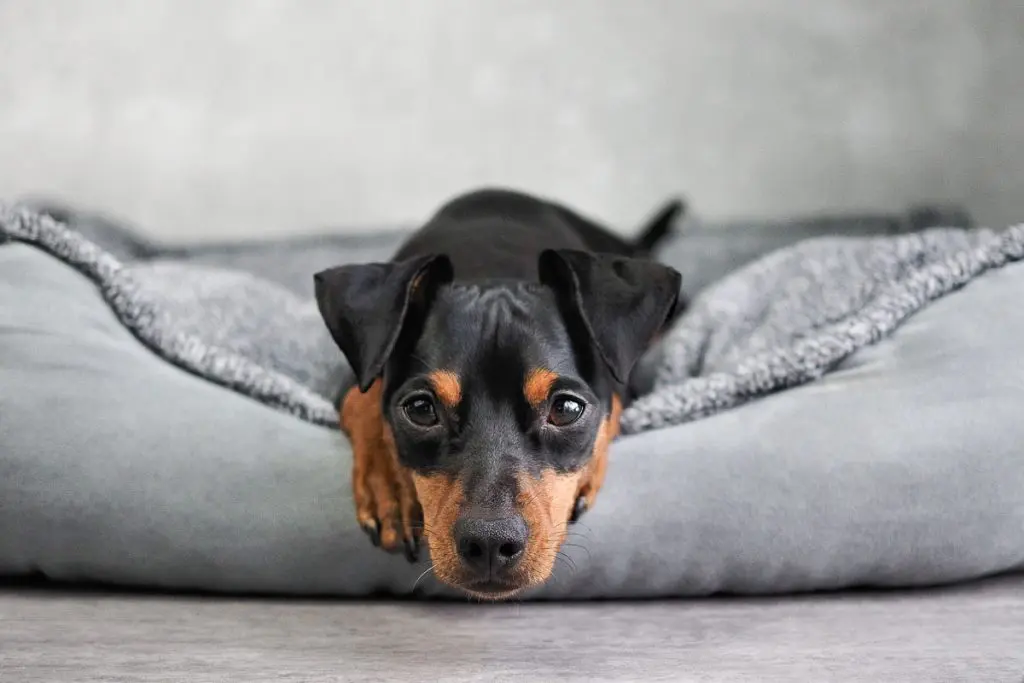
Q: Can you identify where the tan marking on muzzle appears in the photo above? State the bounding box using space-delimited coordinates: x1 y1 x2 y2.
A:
412 472 464 584
516 469 583 586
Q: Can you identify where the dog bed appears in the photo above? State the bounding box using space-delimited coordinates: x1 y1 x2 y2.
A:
1 203 1023 598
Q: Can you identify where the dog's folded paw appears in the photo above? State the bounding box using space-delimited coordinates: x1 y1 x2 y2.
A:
342 381 423 563
353 456 422 562
569 495 589 523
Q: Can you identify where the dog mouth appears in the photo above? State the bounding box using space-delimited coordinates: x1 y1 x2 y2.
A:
459 578 530 600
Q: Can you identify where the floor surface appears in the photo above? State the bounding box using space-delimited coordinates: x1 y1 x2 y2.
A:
1 576 1023 682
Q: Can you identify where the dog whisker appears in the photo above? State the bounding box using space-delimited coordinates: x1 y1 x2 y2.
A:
554 550 578 576
411 564 436 592
560 541 592 562
552 518 594 536
565 529 594 544
517 488 544 513
409 523 437 539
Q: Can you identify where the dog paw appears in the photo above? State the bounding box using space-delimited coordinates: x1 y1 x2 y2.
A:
569 495 589 523
569 440 608 524
353 454 423 562
342 381 423 563
569 479 602 523
569 394 622 524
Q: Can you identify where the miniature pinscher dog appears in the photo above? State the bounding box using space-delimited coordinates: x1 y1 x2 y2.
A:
314 188 683 599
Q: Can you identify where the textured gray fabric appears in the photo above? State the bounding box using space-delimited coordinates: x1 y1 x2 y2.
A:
0 205 344 426
3 575 1023 681
0 203 995 435
624 225 1024 432
2 243 1023 597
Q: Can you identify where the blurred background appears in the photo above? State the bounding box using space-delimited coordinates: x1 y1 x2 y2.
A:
1 0 1020 242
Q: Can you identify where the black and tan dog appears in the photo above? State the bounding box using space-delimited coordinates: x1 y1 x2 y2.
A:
314 188 682 599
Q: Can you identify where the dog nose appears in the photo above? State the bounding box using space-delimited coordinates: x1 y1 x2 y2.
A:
454 516 528 576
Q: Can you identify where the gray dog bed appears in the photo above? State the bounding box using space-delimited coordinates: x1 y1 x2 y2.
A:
1 202 1023 598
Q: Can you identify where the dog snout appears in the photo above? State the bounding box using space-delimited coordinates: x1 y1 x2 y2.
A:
454 515 528 577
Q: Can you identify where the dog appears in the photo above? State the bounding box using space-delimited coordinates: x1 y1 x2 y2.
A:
314 188 683 599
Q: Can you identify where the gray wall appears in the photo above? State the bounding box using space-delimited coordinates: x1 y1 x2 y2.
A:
1 0 1020 241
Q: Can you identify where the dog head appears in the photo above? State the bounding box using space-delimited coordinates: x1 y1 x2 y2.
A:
315 250 680 598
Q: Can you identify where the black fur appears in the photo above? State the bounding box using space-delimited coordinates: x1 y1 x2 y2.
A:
315 187 682 520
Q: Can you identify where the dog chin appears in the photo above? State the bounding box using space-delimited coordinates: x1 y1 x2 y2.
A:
459 580 529 601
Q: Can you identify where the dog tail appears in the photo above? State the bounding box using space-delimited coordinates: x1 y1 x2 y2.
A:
633 198 686 254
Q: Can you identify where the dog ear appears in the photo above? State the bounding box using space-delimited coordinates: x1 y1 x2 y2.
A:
314 254 453 392
539 249 681 384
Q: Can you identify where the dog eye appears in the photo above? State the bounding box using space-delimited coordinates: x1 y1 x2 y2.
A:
403 396 439 427
548 395 584 427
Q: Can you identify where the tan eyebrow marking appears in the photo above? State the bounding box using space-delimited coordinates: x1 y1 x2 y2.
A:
428 370 462 408
523 368 559 407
